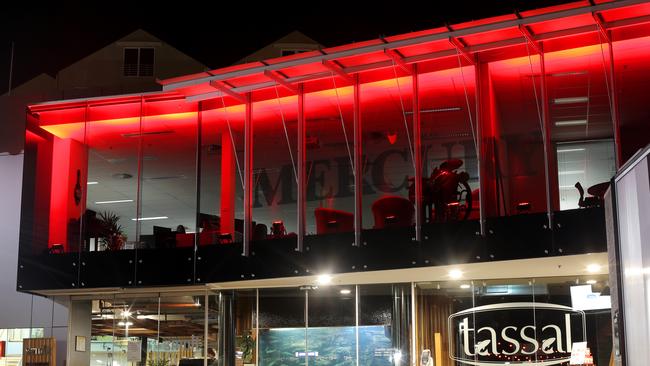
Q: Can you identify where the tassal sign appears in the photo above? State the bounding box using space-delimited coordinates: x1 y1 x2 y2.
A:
447 303 586 366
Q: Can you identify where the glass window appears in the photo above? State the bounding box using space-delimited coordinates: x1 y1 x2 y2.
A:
258 288 306 366
418 64 478 223
123 48 155 77
305 80 355 236
252 91 298 240
360 73 415 231
488 49 547 216
556 140 615 210
545 32 616 211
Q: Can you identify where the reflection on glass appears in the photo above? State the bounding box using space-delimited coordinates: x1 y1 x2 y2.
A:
488 51 546 216
259 288 305 366
85 103 140 252
252 92 299 240
418 65 478 223
361 75 415 230
305 81 355 236
139 100 198 249
90 294 206 365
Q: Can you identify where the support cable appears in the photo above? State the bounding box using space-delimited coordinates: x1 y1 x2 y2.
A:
391 60 416 169
220 96 245 189
273 83 299 184
331 73 355 175
455 49 478 151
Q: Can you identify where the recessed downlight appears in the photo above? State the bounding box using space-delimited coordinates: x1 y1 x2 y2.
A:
316 274 332 285
449 269 463 279
587 264 602 273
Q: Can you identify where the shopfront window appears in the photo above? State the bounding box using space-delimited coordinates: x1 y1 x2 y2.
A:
415 274 612 366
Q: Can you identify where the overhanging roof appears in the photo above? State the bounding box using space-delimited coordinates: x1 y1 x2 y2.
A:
158 0 650 102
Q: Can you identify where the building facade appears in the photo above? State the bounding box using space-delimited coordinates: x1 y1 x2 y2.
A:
14 1 650 365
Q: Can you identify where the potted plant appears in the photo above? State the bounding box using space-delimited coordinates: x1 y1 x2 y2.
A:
97 211 126 251
236 331 255 365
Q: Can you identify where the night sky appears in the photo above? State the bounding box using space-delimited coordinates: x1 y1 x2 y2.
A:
0 0 575 94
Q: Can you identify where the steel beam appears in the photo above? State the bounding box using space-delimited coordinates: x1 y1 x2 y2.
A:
449 37 476 65
264 70 299 94
209 80 246 103
385 49 413 74
475 64 487 236
162 0 647 92
593 12 611 43
608 35 622 168
322 60 355 83
518 25 542 54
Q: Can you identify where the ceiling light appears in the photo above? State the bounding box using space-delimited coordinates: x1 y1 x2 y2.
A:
340 289 352 295
553 97 588 104
449 269 463 279
555 120 588 127
558 170 585 175
316 274 332 285
586 280 597 285
587 264 602 273
132 216 168 221
117 321 133 327
87 181 99 185
557 148 586 153
121 310 132 317
460 284 471 289
95 199 134 205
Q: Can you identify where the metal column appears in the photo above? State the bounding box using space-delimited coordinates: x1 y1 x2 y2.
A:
539 48 555 230
353 76 363 247
412 65 423 242
607 34 622 168
243 93 253 256
297 84 306 252
475 63 487 236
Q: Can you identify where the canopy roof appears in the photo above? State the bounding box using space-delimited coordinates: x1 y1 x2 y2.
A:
28 0 650 113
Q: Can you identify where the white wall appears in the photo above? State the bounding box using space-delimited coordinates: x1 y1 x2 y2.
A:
0 153 69 365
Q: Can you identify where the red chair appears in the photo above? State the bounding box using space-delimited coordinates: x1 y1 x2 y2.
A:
314 208 354 234
371 196 414 229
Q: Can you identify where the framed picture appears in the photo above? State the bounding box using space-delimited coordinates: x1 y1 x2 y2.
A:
75 336 86 352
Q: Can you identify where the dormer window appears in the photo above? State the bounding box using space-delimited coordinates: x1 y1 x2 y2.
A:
123 47 154 77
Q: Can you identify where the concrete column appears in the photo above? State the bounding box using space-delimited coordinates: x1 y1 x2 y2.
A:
66 300 92 366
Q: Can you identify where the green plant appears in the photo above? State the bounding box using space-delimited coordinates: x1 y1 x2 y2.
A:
97 211 125 251
147 359 170 366
237 331 256 363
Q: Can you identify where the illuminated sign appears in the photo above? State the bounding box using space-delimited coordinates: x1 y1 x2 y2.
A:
448 303 586 366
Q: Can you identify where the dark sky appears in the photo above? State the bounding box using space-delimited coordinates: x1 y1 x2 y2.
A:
0 0 575 93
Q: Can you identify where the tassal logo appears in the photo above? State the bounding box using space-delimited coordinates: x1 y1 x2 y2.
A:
447 302 586 366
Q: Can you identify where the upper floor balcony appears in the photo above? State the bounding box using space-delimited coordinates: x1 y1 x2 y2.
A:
17 0 650 291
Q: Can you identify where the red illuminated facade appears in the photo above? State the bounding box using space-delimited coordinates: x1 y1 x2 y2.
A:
18 0 650 291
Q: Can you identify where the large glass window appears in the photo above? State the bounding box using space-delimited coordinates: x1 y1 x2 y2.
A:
305 81 355 236
418 64 478 223
360 74 415 231
252 92 299 241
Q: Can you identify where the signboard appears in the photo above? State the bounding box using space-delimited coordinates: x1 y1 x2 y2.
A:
127 341 142 362
448 302 586 366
